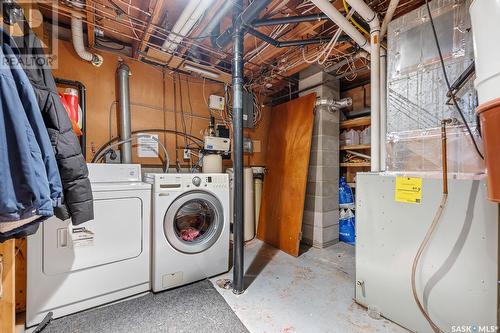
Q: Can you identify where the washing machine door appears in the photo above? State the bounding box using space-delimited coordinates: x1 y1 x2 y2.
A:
164 190 224 254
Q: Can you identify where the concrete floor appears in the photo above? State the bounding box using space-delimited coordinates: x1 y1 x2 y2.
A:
211 240 410 333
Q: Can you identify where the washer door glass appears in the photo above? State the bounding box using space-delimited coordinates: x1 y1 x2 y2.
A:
164 191 224 254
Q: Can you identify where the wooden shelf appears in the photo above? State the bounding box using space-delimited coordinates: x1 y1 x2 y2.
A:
340 116 371 129
340 162 371 167
340 144 371 150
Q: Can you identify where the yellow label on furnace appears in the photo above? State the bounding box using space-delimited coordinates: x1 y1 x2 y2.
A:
395 177 422 204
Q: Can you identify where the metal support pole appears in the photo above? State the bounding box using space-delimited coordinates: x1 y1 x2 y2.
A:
231 0 245 295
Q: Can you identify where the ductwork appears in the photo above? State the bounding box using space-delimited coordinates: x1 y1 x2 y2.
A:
162 0 215 53
71 15 103 67
117 63 132 164
316 97 352 109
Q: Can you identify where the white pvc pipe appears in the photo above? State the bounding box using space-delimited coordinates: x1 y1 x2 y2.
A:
345 0 381 171
311 0 383 170
71 15 103 66
162 0 214 53
381 0 399 37
310 0 370 53
380 49 387 171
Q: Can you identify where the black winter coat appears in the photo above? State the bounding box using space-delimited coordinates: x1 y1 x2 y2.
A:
11 30 94 225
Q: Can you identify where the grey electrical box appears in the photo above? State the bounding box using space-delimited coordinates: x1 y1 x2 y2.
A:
243 91 255 129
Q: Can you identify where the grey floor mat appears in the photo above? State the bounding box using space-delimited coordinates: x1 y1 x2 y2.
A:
43 280 249 333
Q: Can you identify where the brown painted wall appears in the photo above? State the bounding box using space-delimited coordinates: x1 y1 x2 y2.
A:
52 40 269 167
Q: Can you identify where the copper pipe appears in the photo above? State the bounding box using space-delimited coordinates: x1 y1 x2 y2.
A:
441 119 451 194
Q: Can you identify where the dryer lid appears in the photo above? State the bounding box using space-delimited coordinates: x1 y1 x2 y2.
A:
91 182 151 192
87 163 142 183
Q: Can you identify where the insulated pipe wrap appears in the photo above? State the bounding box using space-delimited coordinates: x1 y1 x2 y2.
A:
71 15 103 66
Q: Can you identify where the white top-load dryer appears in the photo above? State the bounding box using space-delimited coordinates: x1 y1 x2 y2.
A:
144 173 230 292
26 164 151 327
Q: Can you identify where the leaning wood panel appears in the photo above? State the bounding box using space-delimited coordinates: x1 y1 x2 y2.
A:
257 93 316 257
0 240 16 333
15 238 26 313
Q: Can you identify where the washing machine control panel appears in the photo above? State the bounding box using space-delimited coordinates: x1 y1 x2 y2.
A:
145 173 229 192
192 176 201 187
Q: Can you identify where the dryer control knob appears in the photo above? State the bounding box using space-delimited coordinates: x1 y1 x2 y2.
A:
192 176 201 187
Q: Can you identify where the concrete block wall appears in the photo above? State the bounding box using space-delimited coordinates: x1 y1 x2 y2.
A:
299 67 340 248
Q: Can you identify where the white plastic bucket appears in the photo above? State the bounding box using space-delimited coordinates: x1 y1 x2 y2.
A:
470 0 500 104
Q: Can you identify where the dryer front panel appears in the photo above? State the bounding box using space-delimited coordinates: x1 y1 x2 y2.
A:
163 190 224 254
42 196 143 275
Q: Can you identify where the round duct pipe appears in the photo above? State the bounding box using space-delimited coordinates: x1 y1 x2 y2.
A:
116 63 132 164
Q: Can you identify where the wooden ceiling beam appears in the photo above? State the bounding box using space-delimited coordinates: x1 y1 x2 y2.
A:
86 0 95 48
130 0 157 58
135 0 164 59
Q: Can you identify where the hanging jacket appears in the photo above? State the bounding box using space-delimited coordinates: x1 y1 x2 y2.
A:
0 42 54 241
2 34 63 209
7 28 94 225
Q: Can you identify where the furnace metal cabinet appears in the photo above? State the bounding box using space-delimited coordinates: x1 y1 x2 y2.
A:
355 173 498 332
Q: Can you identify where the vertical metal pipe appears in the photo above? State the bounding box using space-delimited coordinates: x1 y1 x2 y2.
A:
232 0 245 295
117 63 132 164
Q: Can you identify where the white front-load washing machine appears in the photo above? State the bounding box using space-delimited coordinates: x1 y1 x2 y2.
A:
26 164 151 328
144 173 230 292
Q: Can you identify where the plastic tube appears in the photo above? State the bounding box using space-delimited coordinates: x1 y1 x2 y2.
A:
93 134 170 172
410 120 451 333
380 0 400 37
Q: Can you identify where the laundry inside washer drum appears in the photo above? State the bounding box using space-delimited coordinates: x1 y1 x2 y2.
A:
174 200 216 242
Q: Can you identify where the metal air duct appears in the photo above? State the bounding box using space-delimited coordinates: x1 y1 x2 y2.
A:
117 63 132 164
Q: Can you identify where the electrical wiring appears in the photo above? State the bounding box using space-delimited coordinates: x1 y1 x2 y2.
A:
91 129 203 164
302 9 354 65
424 0 484 160
93 134 170 172
177 74 190 147
342 0 370 37
184 78 195 140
